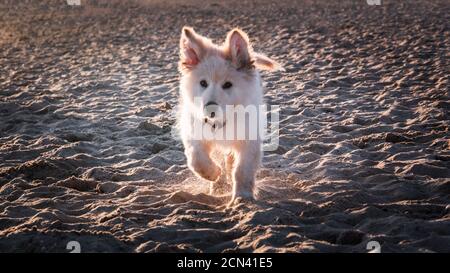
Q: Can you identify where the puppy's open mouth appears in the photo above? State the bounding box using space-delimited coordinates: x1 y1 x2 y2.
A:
204 117 226 130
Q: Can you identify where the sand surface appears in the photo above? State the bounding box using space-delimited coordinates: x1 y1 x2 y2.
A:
0 0 449 252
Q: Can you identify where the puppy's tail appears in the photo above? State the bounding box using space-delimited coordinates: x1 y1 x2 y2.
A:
253 52 285 72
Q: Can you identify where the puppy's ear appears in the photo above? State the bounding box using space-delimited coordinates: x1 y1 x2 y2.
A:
179 27 207 72
225 28 253 70
253 52 284 71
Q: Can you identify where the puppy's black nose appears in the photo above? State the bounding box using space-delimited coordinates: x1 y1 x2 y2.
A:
204 101 218 118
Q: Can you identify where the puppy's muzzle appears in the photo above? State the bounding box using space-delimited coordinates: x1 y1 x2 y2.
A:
204 101 219 119
203 101 226 130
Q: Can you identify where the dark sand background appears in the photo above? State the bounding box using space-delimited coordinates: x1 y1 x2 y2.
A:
0 0 449 252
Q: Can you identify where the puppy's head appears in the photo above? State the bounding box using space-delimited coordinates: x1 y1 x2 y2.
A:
179 27 282 121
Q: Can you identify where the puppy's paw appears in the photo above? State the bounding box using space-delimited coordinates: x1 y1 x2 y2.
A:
228 192 254 208
203 164 221 181
189 158 221 182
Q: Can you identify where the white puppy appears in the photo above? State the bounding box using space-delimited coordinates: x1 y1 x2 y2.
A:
177 27 281 204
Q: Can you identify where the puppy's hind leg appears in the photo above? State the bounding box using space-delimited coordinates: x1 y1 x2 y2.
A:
210 152 234 195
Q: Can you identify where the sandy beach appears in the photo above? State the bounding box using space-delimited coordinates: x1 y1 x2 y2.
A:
0 0 449 252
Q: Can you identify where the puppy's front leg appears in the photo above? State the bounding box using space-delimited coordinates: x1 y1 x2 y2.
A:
185 141 221 182
231 142 261 202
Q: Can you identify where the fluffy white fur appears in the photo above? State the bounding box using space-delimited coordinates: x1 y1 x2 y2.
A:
177 27 281 204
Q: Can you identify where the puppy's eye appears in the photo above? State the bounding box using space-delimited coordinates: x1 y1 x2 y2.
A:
222 82 233 89
200 80 208 88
